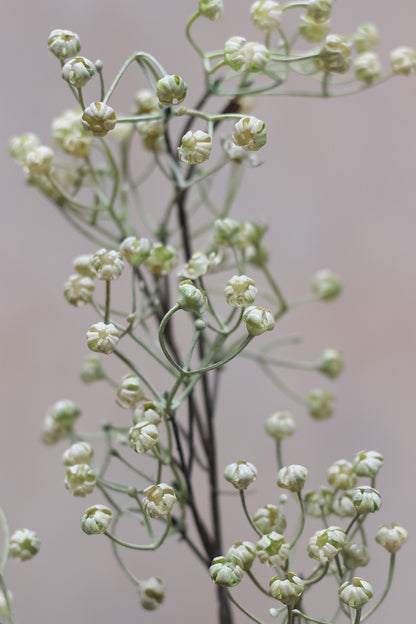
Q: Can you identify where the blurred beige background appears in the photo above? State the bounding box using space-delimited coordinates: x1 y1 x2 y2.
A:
1 0 415 622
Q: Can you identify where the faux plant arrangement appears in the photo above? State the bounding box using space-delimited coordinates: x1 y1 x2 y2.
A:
3 1 412 623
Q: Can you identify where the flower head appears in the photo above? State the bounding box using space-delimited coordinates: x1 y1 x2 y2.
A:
226 541 257 570
156 74 187 105
209 557 244 586
251 1 282 32
81 504 112 534
308 389 334 420
327 459 357 490
265 411 295 440
224 460 257 490
375 523 408 553
243 305 274 336
269 573 305 606
9 529 40 561
224 275 257 308
253 504 286 534
138 577 165 610
178 130 212 165
82 102 117 137
89 249 124 280
352 450 383 478
145 243 178 275
48 29 81 59
65 464 96 497
256 532 290 567
62 56 95 88
64 274 94 307
317 35 351 74
128 421 159 453
119 237 152 266
116 374 144 409
339 577 373 609
390 46 416 76
307 526 347 563
142 483 176 518
199 0 223 21
277 465 308 493
232 116 267 151
87 322 120 354
63 441 93 466
351 486 382 514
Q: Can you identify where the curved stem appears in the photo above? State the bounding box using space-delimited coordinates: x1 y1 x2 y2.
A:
104 514 171 551
239 490 262 537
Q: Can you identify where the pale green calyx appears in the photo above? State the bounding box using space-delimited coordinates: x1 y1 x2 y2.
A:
300 15 329 44
224 37 270 73
355 51 382 85
61 56 95 88
177 279 208 315
134 401 164 426
81 504 112 534
80 354 104 383
119 237 152 266
48 399 81 427
338 577 373 609
145 243 178 275
156 74 187 106
9 529 40 561
199 0 223 21
250 1 282 33
353 23 380 53
352 486 382 514
342 543 370 569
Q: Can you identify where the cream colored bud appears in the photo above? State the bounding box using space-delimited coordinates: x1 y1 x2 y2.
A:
63 441 93 466
269 573 304 606
41 414 69 445
82 102 117 137
355 52 382 85
119 236 152 266
209 557 244 587
80 354 104 383
317 35 351 74
81 504 112 534
64 274 94 307
26 146 54 175
86 322 120 354
331 492 356 518
89 248 124 280
308 389 334 420
225 275 257 308
265 411 295 441
48 399 81 427
318 347 343 378
9 529 40 561
65 464 96 497
232 116 267 151
312 269 342 300
328 459 357 490
214 218 241 246
375 523 408 553
224 37 270 72
352 486 382 514
390 46 416 76
221 137 259 165
9 133 41 163
116 374 144 409
51 108 92 158
136 118 164 139
300 15 329 43
145 243 178 275
304 488 332 518
353 23 380 53
142 483 176 518
251 1 282 32
138 577 165 610
177 279 208 315
224 460 257 490
339 577 373 609
62 56 95 88
128 421 159 453
156 74 187 106
48 29 81 60
307 0 332 23
253 504 286 535
352 450 383 478
199 0 223 21
178 130 212 164
134 89 159 114
179 251 211 279
342 543 370 569
134 401 164 425
277 465 308 493
256 532 290 567
307 526 346 563
73 254 95 277
226 541 257 570
243 305 275 336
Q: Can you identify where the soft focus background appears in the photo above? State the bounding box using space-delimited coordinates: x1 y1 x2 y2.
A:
1 1 415 622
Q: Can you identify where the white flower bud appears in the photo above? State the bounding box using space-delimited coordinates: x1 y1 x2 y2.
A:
226 541 257 570
317 35 351 74
251 1 282 32
116 374 144 409
9 529 40 561
177 279 208 315
9 133 41 163
338 577 373 609
352 486 382 514
179 251 211 279
243 305 275 336
355 51 382 85
253 504 286 534
145 243 178 275
74 255 95 277
221 136 259 165
318 347 343 378
327 459 357 490
136 118 164 140
25 146 54 176
134 89 159 114
128 421 159 453
232 116 267 151
81 504 112 534
48 29 81 60
65 464 96 497
89 248 124 280
80 354 104 383
52 109 92 158
312 269 342 300
265 411 295 441
178 130 212 165
82 102 117 137
307 0 333 23
214 218 241 246
138 577 165 610
119 237 152 266
224 275 257 308
64 274 94 307
308 389 334 420
209 557 244 586
304 488 332 518
352 450 383 478
342 543 370 569
269 573 305 606
142 483 176 518
224 460 257 490
156 74 187 106
41 414 69 445
134 401 164 426
63 441 93 466
199 0 223 21
307 526 346 563
300 15 329 43
256 532 290 567
62 56 95 88
353 23 380 53
48 399 81 427
277 465 308 493
375 523 408 554
390 46 416 76
331 492 356 518
224 37 270 72
87 322 120 355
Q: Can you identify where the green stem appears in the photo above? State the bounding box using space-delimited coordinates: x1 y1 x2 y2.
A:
290 493 305 550
104 514 171 551
224 588 266 624
239 490 262 537
0 507 9 574
361 553 395 621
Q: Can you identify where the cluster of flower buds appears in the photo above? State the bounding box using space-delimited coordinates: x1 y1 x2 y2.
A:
41 399 81 445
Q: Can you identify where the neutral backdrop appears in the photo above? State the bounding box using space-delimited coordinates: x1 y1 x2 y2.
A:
1 1 415 622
